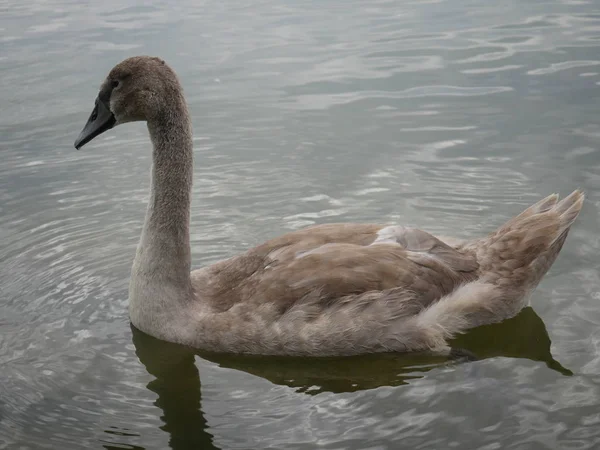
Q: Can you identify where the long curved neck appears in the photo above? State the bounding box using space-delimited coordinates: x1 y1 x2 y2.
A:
130 96 194 308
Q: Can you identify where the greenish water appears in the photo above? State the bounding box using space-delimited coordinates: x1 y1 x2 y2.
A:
1 0 600 448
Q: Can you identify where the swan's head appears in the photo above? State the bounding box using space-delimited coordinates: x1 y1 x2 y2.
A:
74 56 182 149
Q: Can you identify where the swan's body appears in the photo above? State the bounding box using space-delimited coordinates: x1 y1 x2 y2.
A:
75 56 584 356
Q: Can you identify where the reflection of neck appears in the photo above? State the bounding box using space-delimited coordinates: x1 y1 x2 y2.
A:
132 327 218 449
133 96 194 296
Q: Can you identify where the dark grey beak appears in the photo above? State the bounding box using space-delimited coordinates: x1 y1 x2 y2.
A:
74 97 116 149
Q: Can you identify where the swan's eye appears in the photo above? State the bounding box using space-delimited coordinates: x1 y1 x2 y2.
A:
111 79 120 89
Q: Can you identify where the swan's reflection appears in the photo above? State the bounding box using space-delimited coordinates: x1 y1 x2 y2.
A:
131 306 570 449
131 327 217 450
451 306 572 376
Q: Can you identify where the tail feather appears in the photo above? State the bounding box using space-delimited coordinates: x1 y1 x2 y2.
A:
406 191 584 352
477 190 584 285
529 190 584 282
555 190 585 236
495 193 558 235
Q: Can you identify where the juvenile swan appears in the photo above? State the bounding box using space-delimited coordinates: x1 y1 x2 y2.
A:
75 56 584 356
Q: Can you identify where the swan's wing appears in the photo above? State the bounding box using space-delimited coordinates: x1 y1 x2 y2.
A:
196 223 478 313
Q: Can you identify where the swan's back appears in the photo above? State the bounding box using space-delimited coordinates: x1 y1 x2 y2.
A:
186 192 582 356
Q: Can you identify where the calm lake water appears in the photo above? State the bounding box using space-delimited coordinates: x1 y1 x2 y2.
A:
2 0 600 448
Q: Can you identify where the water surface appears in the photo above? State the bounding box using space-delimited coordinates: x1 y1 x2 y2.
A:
2 0 600 448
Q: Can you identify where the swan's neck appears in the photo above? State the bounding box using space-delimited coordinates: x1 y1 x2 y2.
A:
130 97 194 319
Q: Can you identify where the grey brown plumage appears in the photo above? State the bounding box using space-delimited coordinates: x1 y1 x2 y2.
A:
75 56 584 356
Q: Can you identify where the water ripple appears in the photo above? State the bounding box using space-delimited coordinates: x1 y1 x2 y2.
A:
1 0 600 448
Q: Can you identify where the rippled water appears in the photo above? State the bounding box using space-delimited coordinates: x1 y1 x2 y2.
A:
2 0 600 448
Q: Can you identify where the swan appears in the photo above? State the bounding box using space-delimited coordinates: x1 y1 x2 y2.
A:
74 56 584 356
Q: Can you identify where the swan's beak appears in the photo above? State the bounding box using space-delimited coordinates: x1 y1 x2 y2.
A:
74 97 116 149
